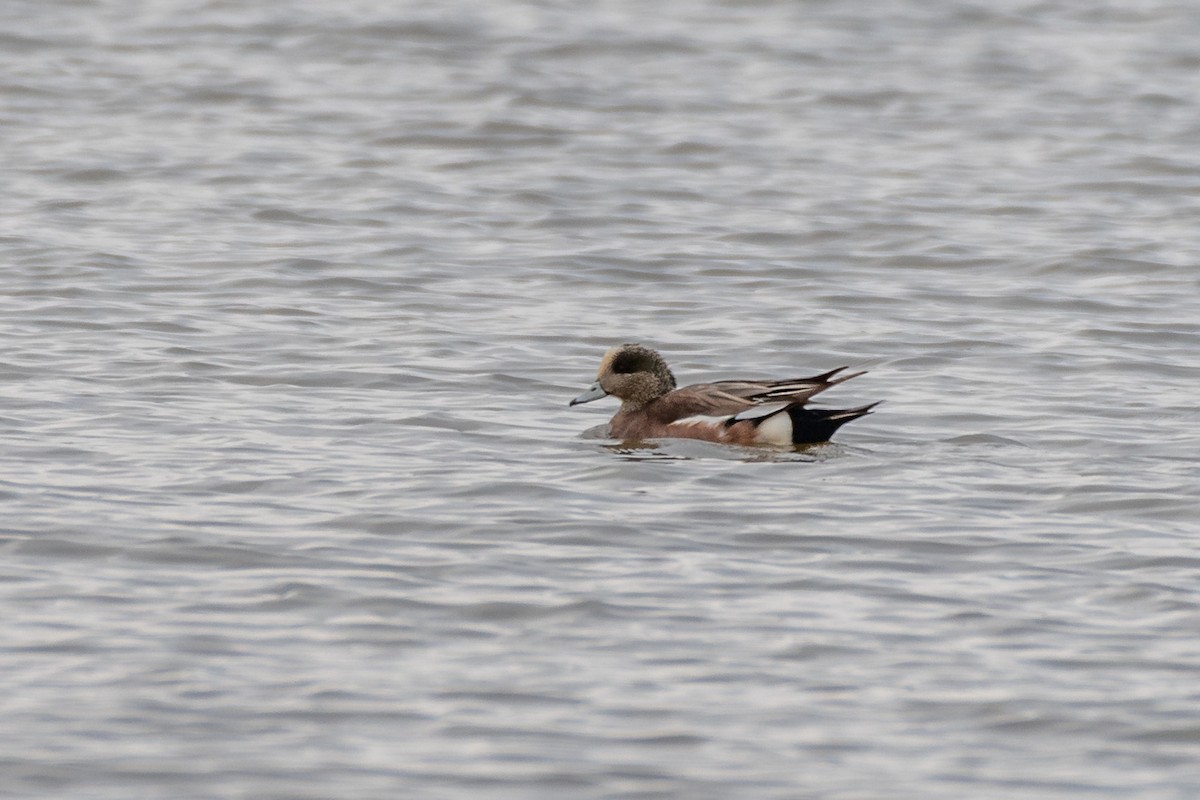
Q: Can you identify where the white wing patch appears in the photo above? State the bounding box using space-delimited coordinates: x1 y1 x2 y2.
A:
731 401 791 422
673 414 733 427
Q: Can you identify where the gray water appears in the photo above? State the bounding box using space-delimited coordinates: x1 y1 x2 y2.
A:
3 1 1199 798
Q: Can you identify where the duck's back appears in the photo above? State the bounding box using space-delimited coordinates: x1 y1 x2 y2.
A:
608 379 876 446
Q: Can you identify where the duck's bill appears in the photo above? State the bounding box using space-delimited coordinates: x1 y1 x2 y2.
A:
569 381 608 406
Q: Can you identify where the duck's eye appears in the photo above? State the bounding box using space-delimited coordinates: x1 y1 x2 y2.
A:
610 351 646 374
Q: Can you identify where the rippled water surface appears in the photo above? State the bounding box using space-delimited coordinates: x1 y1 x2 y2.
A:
3 1 1199 797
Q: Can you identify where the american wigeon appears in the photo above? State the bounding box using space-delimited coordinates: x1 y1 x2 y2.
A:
570 343 877 446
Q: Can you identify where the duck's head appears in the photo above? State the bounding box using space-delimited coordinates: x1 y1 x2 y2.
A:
570 343 677 410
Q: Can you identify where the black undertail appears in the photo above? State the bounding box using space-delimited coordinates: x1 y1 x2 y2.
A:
787 402 880 444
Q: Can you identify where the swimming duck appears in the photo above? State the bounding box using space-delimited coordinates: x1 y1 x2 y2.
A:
570 343 877 446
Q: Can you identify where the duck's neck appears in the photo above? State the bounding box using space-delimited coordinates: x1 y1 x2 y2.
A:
619 397 653 413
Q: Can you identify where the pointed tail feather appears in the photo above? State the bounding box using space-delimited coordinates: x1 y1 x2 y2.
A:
788 401 880 444
823 400 882 421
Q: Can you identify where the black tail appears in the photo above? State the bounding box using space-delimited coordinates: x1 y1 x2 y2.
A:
788 402 880 445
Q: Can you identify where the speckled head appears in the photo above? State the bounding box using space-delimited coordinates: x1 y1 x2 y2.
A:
570 343 677 410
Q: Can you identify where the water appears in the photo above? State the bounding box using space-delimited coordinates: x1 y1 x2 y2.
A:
2 1 1199 797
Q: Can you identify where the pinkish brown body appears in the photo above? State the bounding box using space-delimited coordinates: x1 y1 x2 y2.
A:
570 344 877 446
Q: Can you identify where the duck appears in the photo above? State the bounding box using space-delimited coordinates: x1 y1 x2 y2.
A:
570 343 877 446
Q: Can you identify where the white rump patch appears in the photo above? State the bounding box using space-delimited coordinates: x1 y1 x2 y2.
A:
673 406 795 445
754 410 793 445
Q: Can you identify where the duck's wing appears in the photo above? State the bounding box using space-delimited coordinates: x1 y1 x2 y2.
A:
706 366 865 405
650 384 758 420
653 368 866 422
